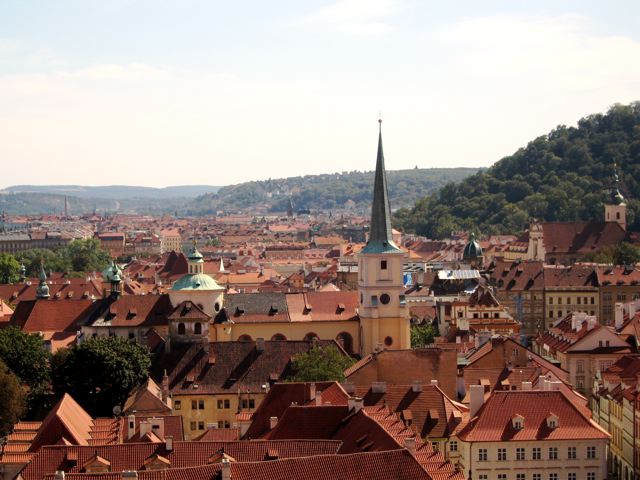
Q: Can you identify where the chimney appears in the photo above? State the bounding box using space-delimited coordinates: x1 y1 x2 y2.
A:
309 383 316 401
347 396 364 413
221 458 231 480
412 380 423 392
55 472 65 480
615 303 624 330
404 436 416 453
371 381 387 393
430 379 438 387
269 416 278 430
121 473 138 480
469 384 485 418
161 370 169 403
127 414 136 439
165 435 173 451
521 381 532 391
256 338 265 351
629 301 637 319
342 382 356 394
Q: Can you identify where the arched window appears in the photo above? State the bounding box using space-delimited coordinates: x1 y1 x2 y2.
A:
194 322 202 335
238 334 253 342
336 332 353 354
271 333 287 341
177 323 186 335
304 332 319 342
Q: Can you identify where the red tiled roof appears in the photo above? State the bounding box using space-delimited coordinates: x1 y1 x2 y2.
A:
458 390 609 442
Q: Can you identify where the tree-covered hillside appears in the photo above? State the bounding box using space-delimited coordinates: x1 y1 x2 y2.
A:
185 168 479 215
394 103 640 239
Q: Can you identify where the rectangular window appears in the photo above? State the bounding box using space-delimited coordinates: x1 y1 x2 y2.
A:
591 297 595 304
198 421 205 430
516 447 525 460
577 297 581 304
190 421 196 430
217 399 223 409
198 399 205 410
449 440 458 452
558 297 562 305
431 442 439 452
479 476 488 480
191 400 197 410
498 448 507 461
371 295 378 306
587 473 595 480
516 474 525 480
549 474 558 480
567 446 576 459
566 297 570 305
568 473 576 480
478 448 487 461
548 447 558 460
576 360 584 373
532 447 541 460
549 311 554 318
399 294 406 306
174 400 181 410
224 399 231 409
497 475 506 480
533 475 541 480
380 260 387 270
587 446 596 459
549 297 553 304
218 420 224 428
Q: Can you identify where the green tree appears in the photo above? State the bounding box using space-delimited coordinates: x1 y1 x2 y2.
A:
0 253 21 283
0 360 27 436
52 336 151 417
61 238 111 273
615 242 640 265
289 345 355 382
16 248 71 277
410 323 438 348
0 327 50 389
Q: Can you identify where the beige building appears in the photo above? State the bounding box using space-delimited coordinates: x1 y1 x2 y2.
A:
456 387 609 480
160 229 182 253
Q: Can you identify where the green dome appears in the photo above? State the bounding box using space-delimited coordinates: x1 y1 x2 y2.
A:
171 273 222 291
187 243 204 262
463 233 483 260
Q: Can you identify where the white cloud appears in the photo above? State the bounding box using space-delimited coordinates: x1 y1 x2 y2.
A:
302 0 397 36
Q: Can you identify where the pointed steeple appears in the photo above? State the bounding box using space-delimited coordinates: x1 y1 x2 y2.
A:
362 118 400 254
611 162 626 205
36 261 50 299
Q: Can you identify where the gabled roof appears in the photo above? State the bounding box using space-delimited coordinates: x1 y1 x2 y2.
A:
540 221 626 256
458 390 609 442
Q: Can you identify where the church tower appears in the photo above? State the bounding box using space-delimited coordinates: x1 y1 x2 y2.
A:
604 162 627 230
358 119 410 353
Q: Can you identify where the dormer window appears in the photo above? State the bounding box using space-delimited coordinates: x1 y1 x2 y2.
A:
511 414 524 430
546 413 558 429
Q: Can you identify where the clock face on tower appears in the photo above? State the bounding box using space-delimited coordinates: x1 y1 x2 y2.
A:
380 293 391 305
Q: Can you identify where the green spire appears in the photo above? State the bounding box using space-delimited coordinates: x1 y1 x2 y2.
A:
362 118 400 254
36 261 50 299
612 162 626 205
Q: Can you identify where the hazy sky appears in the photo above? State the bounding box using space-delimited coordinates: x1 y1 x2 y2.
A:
1 0 639 188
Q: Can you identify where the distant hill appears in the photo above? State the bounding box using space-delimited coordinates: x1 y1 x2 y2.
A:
2 184 221 199
394 102 640 239
0 168 480 216
183 168 480 215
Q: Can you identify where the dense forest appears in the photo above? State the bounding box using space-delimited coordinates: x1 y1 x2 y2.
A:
185 168 478 215
394 103 640 239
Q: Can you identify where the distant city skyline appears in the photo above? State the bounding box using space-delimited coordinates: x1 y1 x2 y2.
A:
1 0 639 188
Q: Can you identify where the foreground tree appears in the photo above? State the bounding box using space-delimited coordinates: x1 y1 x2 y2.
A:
289 344 355 382
16 248 71 277
0 253 21 284
52 336 151 417
0 327 50 389
0 360 27 436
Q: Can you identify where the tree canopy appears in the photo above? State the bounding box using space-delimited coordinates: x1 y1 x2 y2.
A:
51 336 151 417
289 344 355 382
410 323 438 348
394 103 640 238
0 359 27 436
0 253 21 284
0 326 50 389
